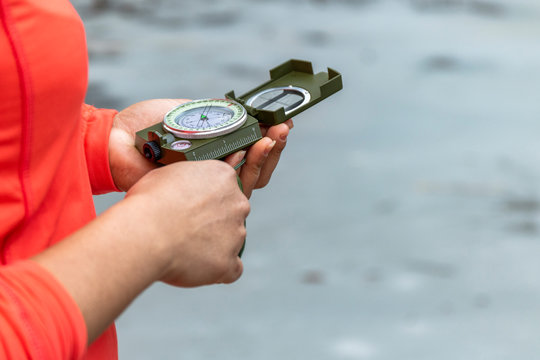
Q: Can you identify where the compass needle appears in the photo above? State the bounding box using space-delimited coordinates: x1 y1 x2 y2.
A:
137 59 342 164
163 99 247 140
135 60 343 260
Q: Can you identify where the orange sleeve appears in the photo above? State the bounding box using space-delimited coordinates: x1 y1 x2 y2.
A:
0 261 87 360
80 104 120 195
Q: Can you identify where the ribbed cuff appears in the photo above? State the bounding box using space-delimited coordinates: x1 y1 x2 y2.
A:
81 104 120 194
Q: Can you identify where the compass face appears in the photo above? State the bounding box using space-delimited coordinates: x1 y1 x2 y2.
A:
163 99 247 139
246 86 311 115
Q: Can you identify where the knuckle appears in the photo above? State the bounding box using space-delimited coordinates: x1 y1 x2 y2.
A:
221 261 243 284
207 160 237 187
214 258 230 278
256 177 271 189
273 142 286 155
247 162 263 177
238 226 247 240
217 161 237 178
233 261 244 280
210 159 230 172
241 198 251 215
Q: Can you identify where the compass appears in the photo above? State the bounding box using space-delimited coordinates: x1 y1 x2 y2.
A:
163 99 247 139
136 59 342 164
135 59 343 257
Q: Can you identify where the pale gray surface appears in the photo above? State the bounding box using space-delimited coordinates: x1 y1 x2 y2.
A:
73 0 540 358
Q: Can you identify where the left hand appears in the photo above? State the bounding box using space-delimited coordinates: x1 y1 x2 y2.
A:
109 99 293 197
223 120 292 198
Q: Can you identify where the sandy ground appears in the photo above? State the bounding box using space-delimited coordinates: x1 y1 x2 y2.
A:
72 0 540 358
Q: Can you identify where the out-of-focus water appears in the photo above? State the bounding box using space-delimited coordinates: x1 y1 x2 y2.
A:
73 0 540 358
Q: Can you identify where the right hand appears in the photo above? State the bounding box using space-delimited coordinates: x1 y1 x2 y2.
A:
125 160 249 287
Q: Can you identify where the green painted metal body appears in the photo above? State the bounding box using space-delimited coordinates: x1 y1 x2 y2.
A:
226 59 343 126
135 115 261 164
134 59 342 257
135 59 343 165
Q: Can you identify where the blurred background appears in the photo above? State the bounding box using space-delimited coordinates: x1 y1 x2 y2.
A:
72 0 540 359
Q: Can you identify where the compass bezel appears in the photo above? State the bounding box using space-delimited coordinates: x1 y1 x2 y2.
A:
163 99 247 139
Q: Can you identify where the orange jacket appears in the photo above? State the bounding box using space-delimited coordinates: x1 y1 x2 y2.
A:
1 0 119 358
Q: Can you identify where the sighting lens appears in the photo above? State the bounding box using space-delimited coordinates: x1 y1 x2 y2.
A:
246 86 310 114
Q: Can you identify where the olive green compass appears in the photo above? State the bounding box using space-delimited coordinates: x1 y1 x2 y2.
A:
135 59 343 164
135 59 342 257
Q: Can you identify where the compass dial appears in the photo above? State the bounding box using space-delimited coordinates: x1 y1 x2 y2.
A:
163 99 247 139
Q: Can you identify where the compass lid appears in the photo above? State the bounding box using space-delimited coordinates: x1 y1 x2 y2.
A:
225 59 342 126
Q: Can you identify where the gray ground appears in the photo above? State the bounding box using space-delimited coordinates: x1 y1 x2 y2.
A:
72 0 540 358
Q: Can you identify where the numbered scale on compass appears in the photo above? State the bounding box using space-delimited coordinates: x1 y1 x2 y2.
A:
163 99 247 139
137 59 343 165
140 98 262 164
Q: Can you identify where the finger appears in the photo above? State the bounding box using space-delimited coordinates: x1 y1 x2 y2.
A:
218 258 244 284
284 118 294 129
109 127 159 191
114 99 192 134
238 137 275 198
259 118 294 137
255 123 289 189
223 150 247 174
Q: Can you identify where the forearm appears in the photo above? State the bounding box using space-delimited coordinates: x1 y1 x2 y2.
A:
0 261 88 359
33 195 168 344
33 160 249 344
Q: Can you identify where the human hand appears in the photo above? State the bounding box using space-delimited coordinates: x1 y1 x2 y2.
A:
224 119 293 198
109 99 191 191
125 160 249 287
110 99 293 196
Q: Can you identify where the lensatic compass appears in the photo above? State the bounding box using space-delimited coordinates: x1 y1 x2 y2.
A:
135 60 342 257
136 59 343 164
162 99 247 139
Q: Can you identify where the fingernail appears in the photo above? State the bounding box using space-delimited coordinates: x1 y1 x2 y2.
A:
264 140 276 156
237 150 247 160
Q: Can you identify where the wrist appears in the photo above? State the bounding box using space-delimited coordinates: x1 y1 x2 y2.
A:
108 126 156 192
109 194 173 282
